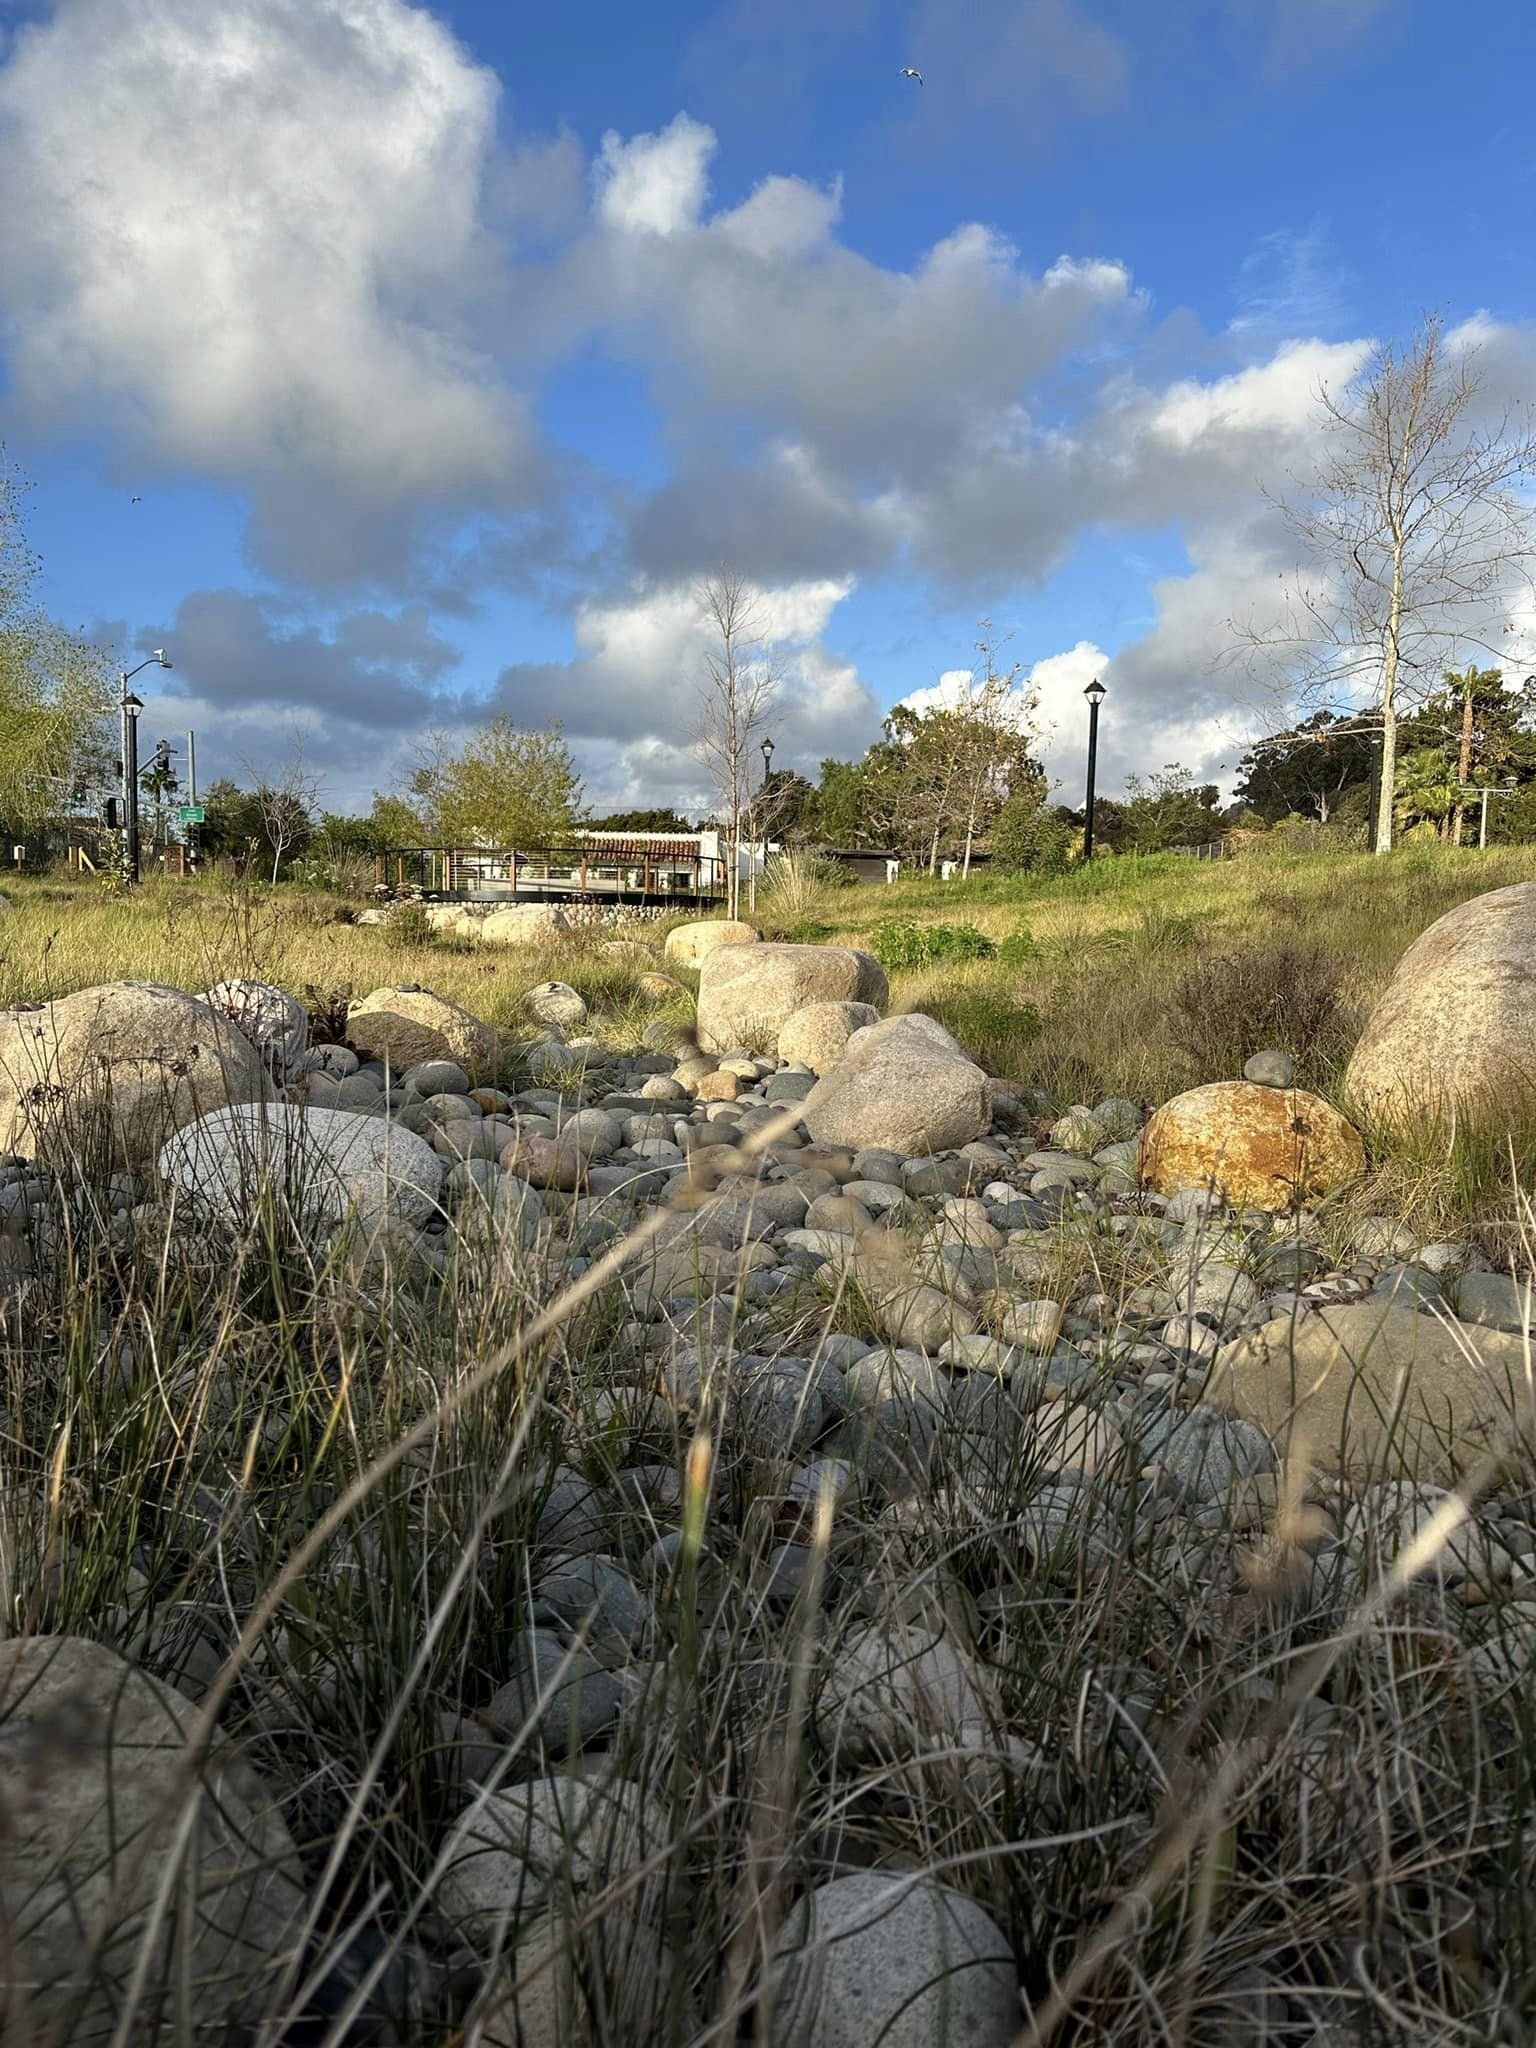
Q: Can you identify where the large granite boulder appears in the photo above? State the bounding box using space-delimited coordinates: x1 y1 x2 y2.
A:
201 978 308 1079
0 1635 307 2042
1140 1080 1364 1210
778 999 881 1074
478 904 571 946
802 1012 989 1155
0 982 269 1170
346 986 498 1080
1346 880 1536 1131
696 944 888 1055
158 1102 445 1233
1205 1300 1536 1481
664 918 760 969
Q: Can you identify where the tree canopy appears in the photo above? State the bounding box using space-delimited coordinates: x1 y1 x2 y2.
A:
409 717 585 847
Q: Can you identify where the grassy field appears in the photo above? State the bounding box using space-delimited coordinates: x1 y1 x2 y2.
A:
9 845 1536 1088
5 845 1536 2043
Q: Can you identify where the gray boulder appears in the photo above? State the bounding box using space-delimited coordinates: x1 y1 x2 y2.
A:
0 1635 307 2042
437 1776 667 1953
158 1101 444 1232
0 981 269 1170
526 981 588 1030
768 1871 1020 2048
802 1012 989 1156
778 999 882 1074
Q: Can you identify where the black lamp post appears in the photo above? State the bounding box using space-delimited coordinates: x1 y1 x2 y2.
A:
119 650 171 884
758 735 775 903
1081 677 1106 860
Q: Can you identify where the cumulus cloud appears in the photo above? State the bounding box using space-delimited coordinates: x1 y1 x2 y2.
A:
129 587 482 802
0 0 548 583
594 114 716 238
492 575 883 807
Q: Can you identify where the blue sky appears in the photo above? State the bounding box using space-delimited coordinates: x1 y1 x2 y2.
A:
2 0 1533 814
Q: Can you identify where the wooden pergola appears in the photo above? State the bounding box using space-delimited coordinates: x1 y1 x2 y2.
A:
373 841 726 904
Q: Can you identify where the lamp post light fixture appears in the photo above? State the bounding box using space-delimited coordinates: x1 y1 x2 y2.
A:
1081 677 1107 861
119 649 171 883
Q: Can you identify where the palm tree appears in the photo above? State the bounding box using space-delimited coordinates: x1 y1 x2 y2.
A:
1392 747 1460 838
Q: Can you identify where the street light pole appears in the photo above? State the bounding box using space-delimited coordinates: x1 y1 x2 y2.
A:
118 650 172 884
1082 678 1106 861
755 735 775 914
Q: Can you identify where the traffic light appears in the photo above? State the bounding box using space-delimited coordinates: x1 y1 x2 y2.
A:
104 797 123 830
148 739 175 776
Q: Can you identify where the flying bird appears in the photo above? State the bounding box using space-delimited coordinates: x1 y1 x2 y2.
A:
900 66 923 84
130 496 142 503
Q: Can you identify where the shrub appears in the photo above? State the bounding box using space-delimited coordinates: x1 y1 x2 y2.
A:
990 797 1076 875
387 901 433 947
997 924 1042 966
928 987 1042 1073
868 919 997 971
1169 938 1349 1083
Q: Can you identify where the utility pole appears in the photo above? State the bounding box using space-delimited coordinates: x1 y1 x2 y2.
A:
186 728 198 870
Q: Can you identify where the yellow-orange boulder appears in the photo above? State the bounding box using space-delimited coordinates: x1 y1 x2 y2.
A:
1139 1080 1364 1210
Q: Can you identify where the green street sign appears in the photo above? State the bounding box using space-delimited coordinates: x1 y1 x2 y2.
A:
178 804 206 825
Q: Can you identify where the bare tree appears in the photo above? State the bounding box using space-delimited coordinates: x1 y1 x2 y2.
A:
1235 313 1536 853
247 734 321 884
692 571 782 918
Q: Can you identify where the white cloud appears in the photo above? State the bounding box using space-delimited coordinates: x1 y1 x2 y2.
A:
0 0 543 581
594 114 715 238
492 574 881 806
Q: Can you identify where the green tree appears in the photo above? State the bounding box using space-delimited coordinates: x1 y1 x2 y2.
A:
590 807 696 834
411 717 585 848
809 759 872 846
1118 765 1223 853
200 778 267 861
1392 746 1461 836
990 791 1074 873
0 451 115 836
1233 711 1376 825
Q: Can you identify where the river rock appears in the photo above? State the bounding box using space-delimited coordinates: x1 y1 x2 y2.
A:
802 1012 989 1156
347 986 498 1081
1140 1080 1364 1210
768 1872 1020 2048
696 944 887 1055
159 1102 445 1232
0 981 270 1170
